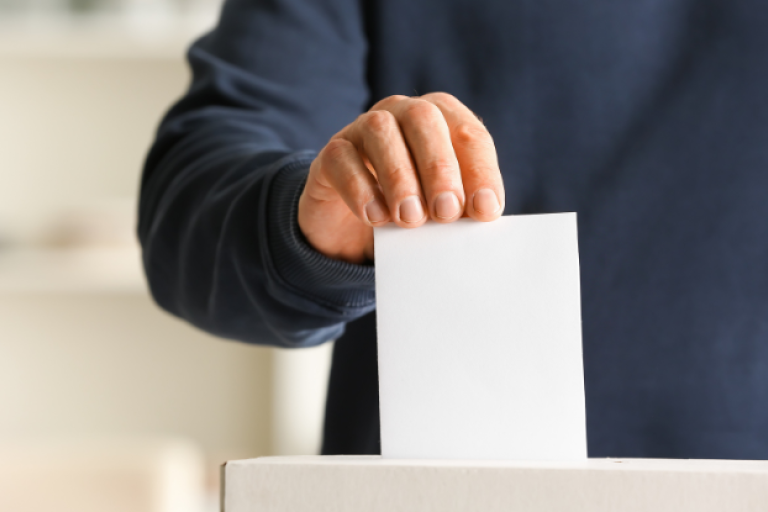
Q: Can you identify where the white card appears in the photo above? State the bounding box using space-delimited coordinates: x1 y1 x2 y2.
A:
374 213 586 460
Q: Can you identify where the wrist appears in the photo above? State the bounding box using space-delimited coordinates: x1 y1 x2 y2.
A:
297 170 373 265
266 156 376 311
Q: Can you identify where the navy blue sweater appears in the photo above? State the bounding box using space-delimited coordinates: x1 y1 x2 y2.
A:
139 0 768 458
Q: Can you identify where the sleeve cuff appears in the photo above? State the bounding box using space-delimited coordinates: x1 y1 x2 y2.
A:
266 155 376 313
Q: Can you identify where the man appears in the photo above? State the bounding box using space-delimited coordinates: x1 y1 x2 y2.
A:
140 0 768 458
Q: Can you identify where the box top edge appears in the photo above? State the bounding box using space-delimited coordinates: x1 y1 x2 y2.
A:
223 456 768 473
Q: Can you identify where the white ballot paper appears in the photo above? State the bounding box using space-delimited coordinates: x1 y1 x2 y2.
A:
374 213 586 460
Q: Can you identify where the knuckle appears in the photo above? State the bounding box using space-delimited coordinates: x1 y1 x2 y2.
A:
419 159 457 179
360 110 396 135
453 122 493 147
403 99 441 122
340 170 364 196
385 94 409 104
384 165 416 183
372 94 408 110
423 91 457 105
330 164 367 199
323 138 354 162
463 166 499 182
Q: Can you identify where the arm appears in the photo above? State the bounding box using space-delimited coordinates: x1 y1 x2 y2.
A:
138 0 373 347
140 0 505 350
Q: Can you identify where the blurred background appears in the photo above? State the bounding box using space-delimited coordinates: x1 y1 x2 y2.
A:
0 1 333 511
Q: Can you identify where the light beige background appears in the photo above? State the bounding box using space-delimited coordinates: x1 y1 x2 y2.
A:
0 23 333 511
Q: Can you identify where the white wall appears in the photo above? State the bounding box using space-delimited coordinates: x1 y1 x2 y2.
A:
0 37 190 241
0 293 272 461
0 27 334 510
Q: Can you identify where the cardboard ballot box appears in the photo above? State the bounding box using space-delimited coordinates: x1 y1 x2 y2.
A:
221 455 768 512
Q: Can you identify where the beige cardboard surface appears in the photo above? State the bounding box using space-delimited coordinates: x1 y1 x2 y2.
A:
223 455 768 512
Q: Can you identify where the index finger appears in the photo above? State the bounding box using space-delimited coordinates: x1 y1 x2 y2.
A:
421 93 505 221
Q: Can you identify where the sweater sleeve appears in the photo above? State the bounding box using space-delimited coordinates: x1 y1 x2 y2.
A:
138 0 375 348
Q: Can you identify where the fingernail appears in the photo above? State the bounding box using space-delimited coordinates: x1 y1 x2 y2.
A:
434 192 461 219
365 199 389 224
473 188 500 215
399 195 425 223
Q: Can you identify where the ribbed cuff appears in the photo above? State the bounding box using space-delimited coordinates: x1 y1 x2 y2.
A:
266 155 376 312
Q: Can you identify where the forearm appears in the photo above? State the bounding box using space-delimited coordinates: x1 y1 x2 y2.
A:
138 0 372 346
139 126 374 347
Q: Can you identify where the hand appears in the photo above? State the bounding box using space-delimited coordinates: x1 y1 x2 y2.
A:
297 93 505 264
